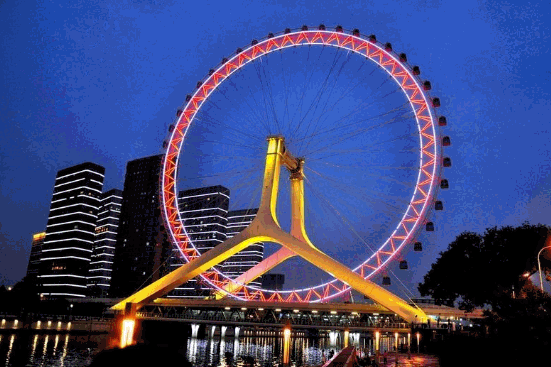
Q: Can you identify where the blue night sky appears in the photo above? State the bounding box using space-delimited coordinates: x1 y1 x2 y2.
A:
1 0 551 299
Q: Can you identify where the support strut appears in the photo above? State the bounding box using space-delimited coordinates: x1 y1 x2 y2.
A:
112 136 427 324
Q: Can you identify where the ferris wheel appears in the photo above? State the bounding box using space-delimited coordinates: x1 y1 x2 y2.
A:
160 25 451 304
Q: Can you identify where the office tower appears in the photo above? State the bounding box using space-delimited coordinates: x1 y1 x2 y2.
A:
87 189 123 296
110 155 170 298
225 209 264 288
38 162 105 298
171 185 230 298
26 232 45 283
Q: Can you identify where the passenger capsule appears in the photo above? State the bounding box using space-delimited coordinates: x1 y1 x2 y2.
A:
236 48 243 54
426 222 435 231
399 53 407 62
432 98 441 108
435 201 444 211
284 28 291 34
438 116 447 127
382 276 391 286
414 242 423 252
368 34 377 43
208 69 215 75
267 32 275 38
399 260 408 270
168 124 175 132
336 25 344 32
301 25 308 31
443 157 452 167
423 81 432 91
185 95 192 102
442 136 451 146
412 66 421 75
319 24 326 30
176 109 183 117
352 29 360 36
251 39 258 45
384 42 392 52
162 140 169 149
196 81 202 88
440 179 449 189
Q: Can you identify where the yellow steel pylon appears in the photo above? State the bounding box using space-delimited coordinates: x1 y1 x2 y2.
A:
112 136 427 324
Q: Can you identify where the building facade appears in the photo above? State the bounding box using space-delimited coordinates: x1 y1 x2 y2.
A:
171 185 230 298
110 155 170 298
38 162 105 298
225 209 264 288
26 232 45 282
167 186 264 298
87 189 123 296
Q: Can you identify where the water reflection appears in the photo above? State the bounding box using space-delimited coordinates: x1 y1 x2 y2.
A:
0 332 104 367
0 330 344 367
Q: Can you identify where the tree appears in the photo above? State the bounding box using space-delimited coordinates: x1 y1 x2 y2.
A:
418 223 550 310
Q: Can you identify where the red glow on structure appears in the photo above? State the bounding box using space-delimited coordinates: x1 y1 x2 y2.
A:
160 28 443 303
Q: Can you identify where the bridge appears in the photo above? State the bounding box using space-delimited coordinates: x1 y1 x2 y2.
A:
133 298 483 331
110 135 458 366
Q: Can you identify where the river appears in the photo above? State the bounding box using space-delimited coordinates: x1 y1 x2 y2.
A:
0 331 349 366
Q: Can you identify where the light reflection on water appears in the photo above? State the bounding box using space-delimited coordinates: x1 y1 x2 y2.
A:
0 333 99 367
186 335 339 367
0 332 341 367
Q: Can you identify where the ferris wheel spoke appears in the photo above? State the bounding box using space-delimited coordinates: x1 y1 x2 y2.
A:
199 94 267 139
305 131 418 159
305 166 417 220
301 119 410 158
289 46 326 136
228 77 272 135
304 178 378 257
279 51 292 136
252 59 280 134
299 66 397 153
293 49 344 147
194 113 264 143
291 100 411 148
260 56 285 134
296 50 348 154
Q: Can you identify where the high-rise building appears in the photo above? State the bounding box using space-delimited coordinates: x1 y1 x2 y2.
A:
171 185 230 298
38 162 105 298
87 189 123 296
225 209 264 288
110 155 170 298
168 186 264 298
26 232 45 280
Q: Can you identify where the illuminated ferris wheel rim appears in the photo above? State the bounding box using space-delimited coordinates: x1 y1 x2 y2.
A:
161 26 444 302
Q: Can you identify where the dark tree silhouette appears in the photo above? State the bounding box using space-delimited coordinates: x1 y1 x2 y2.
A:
418 223 550 310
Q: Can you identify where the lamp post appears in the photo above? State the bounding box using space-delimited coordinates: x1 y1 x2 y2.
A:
537 245 551 292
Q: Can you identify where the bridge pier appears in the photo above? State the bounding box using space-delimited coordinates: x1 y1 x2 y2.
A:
119 302 137 348
209 325 216 339
283 321 291 367
344 328 349 348
191 323 200 338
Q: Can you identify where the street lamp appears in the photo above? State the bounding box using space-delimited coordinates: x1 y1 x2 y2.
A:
537 245 551 292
